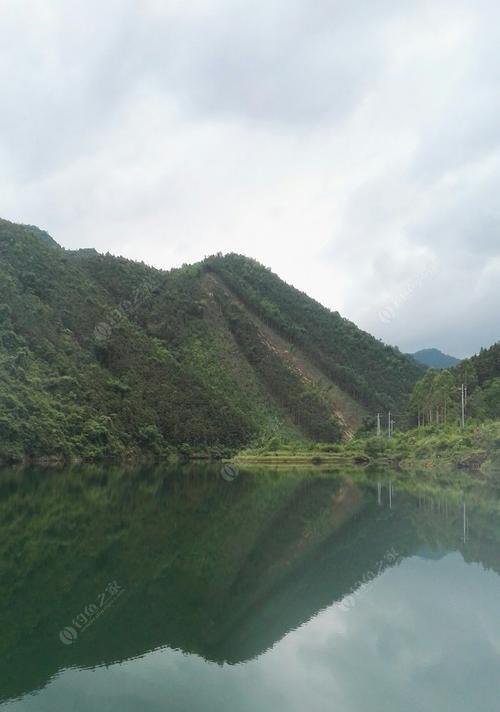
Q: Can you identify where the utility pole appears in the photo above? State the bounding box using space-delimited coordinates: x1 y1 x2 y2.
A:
388 411 391 439
461 384 465 429
376 413 381 437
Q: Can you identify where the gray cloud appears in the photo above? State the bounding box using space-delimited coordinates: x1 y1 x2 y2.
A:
0 0 499 357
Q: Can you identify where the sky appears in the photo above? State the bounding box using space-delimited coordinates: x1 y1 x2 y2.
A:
1 0 499 358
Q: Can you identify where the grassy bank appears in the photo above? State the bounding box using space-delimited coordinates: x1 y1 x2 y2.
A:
233 421 500 478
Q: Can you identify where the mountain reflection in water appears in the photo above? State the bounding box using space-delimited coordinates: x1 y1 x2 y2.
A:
1 464 499 712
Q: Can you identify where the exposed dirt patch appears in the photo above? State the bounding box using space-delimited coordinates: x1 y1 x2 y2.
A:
201 272 367 438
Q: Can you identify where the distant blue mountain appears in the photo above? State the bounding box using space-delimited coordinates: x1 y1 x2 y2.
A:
410 348 460 369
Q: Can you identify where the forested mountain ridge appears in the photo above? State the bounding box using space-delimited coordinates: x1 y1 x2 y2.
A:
407 339 500 427
465 342 500 385
0 218 422 461
203 254 423 410
410 348 460 369
456 341 500 421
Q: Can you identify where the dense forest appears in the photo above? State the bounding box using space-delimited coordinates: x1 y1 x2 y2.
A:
0 218 423 461
203 254 423 412
408 341 500 426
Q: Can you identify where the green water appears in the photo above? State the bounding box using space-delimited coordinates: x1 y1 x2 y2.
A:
1 464 500 711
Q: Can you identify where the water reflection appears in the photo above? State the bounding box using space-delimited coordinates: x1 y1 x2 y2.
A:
1 464 499 711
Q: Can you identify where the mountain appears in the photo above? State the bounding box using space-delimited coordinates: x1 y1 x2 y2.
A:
0 217 422 461
407 340 500 426
410 348 460 369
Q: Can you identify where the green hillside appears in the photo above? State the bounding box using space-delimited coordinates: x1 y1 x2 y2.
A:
0 218 422 461
460 342 500 421
406 340 500 428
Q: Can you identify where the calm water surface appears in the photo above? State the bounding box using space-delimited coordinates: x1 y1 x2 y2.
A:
1 464 499 711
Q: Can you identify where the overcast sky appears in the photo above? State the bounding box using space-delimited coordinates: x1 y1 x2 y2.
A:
1 0 499 357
